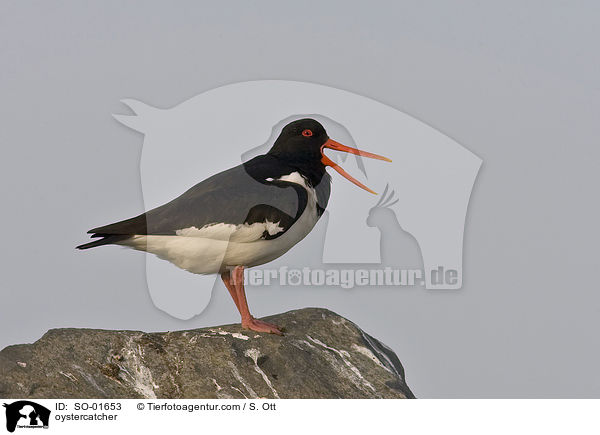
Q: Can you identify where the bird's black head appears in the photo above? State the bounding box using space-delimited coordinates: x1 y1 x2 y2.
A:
269 118 328 164
268 118 391 194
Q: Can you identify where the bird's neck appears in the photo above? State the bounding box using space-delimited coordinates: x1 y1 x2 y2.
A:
290 162 328 188
261 153 328 188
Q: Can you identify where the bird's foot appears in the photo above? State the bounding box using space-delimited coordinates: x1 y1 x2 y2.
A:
242 317 283 335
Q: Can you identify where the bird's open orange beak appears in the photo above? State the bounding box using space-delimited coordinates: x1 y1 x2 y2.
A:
321 138 392 195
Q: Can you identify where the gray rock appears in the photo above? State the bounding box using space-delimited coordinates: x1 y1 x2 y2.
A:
0 308 414 399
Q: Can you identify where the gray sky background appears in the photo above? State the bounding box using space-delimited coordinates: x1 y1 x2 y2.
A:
1 1 599 398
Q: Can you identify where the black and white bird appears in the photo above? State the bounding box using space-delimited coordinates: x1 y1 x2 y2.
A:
77 119 391 334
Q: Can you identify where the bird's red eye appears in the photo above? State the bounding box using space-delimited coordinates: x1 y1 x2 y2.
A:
302 129 313 137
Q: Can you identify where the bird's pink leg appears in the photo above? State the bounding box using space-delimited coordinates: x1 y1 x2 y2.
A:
229 266 282 335
221 270 241 312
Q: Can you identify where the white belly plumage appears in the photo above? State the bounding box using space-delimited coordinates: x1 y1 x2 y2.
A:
119 172 320 274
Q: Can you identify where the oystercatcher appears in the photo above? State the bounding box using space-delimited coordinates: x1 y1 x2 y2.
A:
77 119 390 334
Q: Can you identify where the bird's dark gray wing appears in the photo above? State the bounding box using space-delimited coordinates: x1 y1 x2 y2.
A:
85 160 308 242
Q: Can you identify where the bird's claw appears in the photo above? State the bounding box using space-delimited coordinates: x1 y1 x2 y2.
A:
242 317 283 335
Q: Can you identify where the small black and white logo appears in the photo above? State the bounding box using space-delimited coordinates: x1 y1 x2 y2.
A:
3 401 50 433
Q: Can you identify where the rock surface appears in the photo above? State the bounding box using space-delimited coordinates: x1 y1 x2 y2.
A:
0 308 414 399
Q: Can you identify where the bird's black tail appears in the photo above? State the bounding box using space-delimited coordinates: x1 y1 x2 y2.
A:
76 234 129 250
